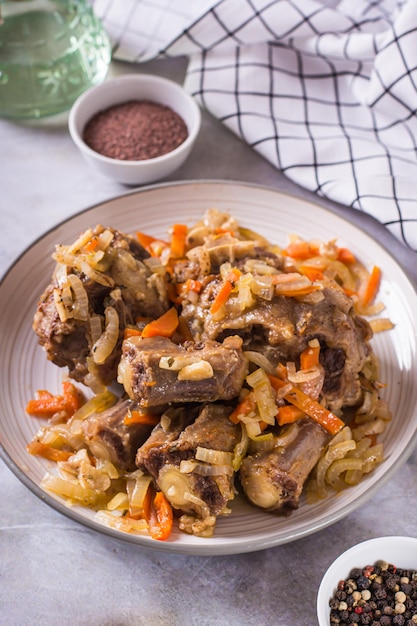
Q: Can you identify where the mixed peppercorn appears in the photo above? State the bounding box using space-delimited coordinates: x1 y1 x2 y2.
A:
329 561 417 625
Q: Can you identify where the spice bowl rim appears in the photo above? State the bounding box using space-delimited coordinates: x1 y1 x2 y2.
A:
68 73 202 185
317 535 417 626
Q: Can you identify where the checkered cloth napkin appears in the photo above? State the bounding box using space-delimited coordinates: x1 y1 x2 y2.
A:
93 0 417 251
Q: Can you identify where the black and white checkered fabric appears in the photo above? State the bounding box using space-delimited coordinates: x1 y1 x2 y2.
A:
93 0 417 251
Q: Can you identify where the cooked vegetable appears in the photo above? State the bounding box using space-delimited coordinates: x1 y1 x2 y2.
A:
361 265 381 308
170 224 188 259
141 306 179 338
283 386 344 436
150 488 175 539
210 268 242 314
26 381 83 420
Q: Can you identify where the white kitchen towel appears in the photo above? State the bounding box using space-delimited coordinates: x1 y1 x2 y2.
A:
92 0 417 251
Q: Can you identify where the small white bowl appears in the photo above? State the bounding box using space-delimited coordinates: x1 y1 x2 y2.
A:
68 73 201 185
317 536 417 625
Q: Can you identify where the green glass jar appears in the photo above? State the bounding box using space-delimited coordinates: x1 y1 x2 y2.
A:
0 0 111 119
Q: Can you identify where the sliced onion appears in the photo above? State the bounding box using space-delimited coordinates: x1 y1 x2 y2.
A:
195 446 233 466
275 422 300 448
180 460 234 476
107 492 129 511
67 273 89 321
177 360 214 381
67 228 94 254
274 273 316 294
89 250 105 268
54 262 68 286
97 229 114 250
53 288 69 322
237 273 255 310
183 492 210 519
80 260 114 287
246 367 269 388
61 282 73 308
369 317 394 333
232 423 249 471
92 306 119 364
352 417 386 441
243 351 276 375
242 419 262 440
287 367 321 384
89 315 103 346
96 510 148 534
41 473 102 506
250 275 274 300
159 355 197 371
68 390 117 430
244 259 277 275
126 474 153 512
248 433 276 454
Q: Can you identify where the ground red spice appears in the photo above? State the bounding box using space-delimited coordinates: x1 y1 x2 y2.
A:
83 100 188 161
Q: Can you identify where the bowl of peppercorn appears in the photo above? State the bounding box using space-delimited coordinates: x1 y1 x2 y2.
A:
68 73 201 185
317 536 417 626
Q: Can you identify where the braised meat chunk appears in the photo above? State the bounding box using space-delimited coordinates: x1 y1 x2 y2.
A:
118 335 248 407
81 397 157 471
136 403 242 537
33 226 169 389
239 420 332 513
181 277 372 412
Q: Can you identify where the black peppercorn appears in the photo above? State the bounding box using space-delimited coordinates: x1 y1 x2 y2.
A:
357 576 371 590
327 562 417 626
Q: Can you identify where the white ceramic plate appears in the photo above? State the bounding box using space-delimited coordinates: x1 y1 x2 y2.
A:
1 180 417 556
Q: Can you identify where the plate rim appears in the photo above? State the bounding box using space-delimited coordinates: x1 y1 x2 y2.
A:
1 179 417 556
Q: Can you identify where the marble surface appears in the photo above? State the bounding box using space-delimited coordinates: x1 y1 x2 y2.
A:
1 58 417 626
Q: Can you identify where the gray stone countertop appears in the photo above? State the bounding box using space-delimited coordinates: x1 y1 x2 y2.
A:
1 59 416 626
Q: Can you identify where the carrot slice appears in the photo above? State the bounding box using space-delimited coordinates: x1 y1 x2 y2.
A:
141 307 179 338
283 387 344 435
84 237 99 253
267 374 288 391
123 410 160 427
298 266 325 282
136 231 158 249
283 241 319 260
210 268 241 314
300 342 320 370
149 491 173 541
26 381 83 419
27 440 74 462
361 265 381 308
210 280 233 315
124 327 142 340
276 405 305 426
229 393 256 423
136 231 169 258
178 279 203 295
170 224 188 258
337 247 356 264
